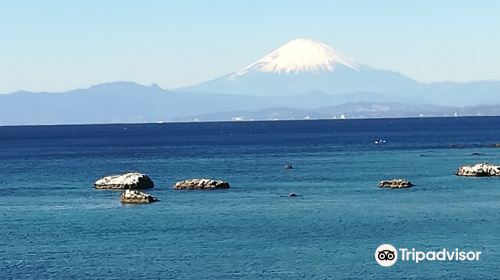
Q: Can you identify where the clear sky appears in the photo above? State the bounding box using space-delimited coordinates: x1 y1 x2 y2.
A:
1 0 499 93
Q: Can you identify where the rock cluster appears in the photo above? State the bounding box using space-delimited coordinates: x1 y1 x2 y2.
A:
455 163 500 177
378 179 414 189
94 172 154 189
120 189 158 204
173 179 230 190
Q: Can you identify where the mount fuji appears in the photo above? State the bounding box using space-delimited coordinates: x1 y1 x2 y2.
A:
180 38 419 97
1 38 500 125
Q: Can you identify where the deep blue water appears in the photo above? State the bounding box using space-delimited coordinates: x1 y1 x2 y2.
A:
1 117 500 279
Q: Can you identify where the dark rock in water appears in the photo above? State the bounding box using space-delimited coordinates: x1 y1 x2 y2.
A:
285 164 293 169
173 178 230 190
420 154 428 157
120 189 158 204
471 152 483 156
455 163 500 177
94 172 154 189
289 193 298 197
378 179 414 189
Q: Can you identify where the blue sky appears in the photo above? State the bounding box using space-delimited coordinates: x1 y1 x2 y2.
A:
1 0 499 92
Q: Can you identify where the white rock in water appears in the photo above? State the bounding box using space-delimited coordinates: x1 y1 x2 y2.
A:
455 163 500 177
378 179 414 189
120 189 158 204
94 172 154 189
173 178 230 190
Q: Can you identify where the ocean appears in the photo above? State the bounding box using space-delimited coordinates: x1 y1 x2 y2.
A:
1 117 500 279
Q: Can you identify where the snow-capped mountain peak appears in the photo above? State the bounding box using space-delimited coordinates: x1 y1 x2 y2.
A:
180 38 418 97
236 38 357 76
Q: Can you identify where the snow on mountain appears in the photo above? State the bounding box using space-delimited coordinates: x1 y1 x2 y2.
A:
235 38 357 76
179 38 419 96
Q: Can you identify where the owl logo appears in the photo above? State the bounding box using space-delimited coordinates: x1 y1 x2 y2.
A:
375 244 398 267
377 249 396 261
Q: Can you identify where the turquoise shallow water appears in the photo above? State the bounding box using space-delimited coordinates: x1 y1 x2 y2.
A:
1 118 500 279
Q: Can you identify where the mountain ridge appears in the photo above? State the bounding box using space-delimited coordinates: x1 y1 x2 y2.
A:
173 102 500 122
1 38 499 125
1 80 499 125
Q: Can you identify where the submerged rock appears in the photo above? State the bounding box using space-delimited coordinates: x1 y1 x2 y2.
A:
378 179 414 189
120 189 158 204
94 172 154 189
173 178 230 190
455 163 500 177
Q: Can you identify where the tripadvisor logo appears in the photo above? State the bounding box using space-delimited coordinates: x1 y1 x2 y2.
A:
375 244 482 267
375 244 398 267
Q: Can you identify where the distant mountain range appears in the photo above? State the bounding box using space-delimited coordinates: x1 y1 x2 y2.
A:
1 38 499 125
0 82 273 125
180 38 500 107
174 102 500 122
